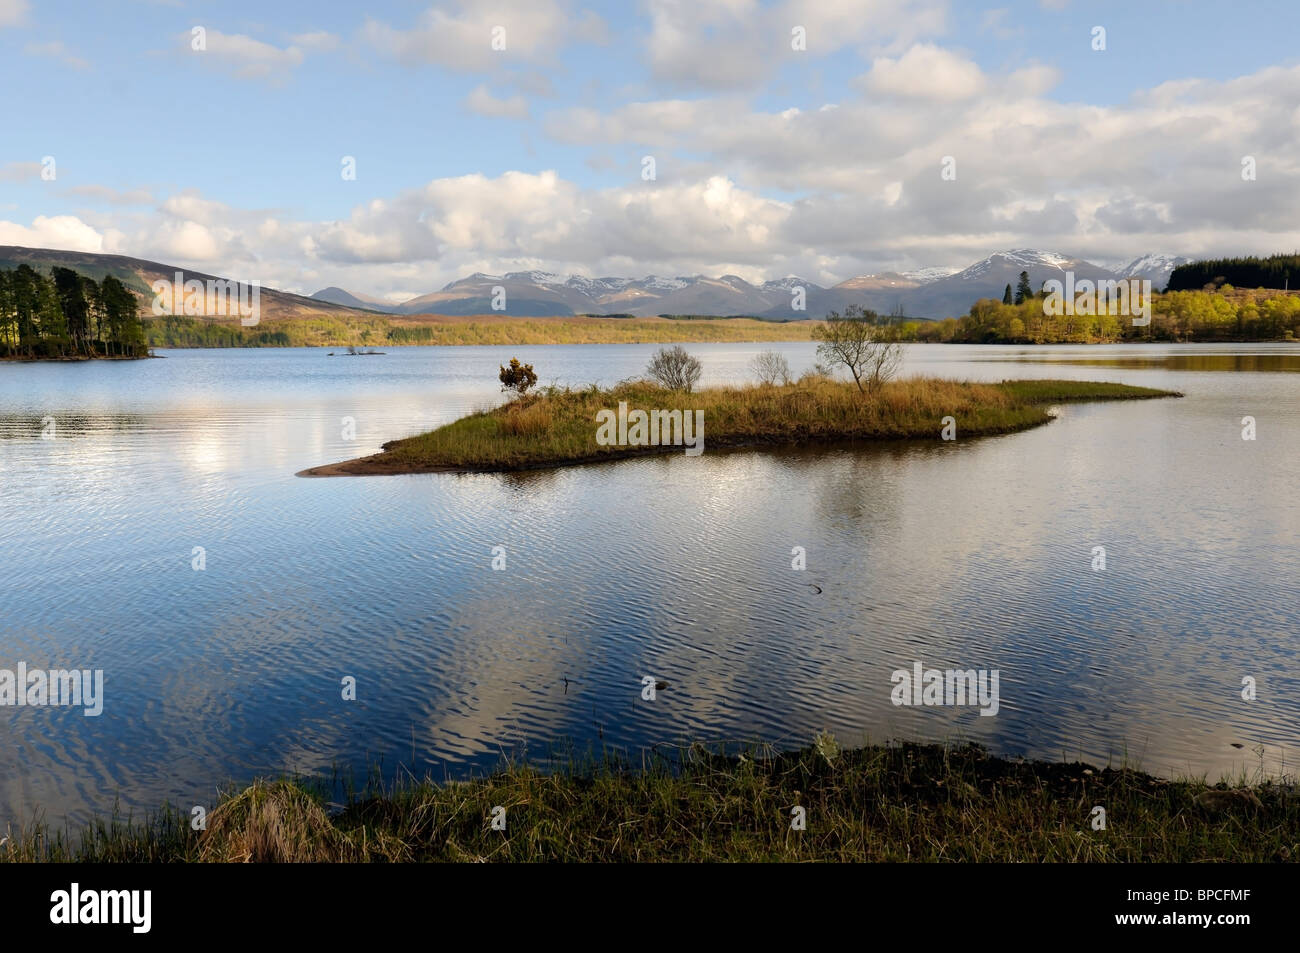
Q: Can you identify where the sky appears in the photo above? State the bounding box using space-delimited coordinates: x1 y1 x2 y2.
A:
2 0 1299 302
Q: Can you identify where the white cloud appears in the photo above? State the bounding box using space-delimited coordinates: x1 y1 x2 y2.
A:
185 29 306 80
464 85 530 119
0 215 106 252
362 1 605 72
160 191 231 226
0 0 28 28
863 44 987 101
149 219 223 261
643 0 949 90
8 53 1300 295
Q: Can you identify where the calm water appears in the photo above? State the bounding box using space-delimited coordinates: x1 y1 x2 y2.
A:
1 342 1297 826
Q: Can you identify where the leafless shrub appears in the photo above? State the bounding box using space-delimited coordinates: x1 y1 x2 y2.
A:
646 345 702 392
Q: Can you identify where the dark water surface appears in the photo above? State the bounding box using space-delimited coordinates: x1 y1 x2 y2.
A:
1 342 1297 826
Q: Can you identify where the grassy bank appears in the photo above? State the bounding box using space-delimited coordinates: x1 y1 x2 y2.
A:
3 741 1292 862
302 377 1180 476
145 314 814 348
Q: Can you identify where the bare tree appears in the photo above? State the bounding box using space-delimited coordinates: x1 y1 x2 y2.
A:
750 349 791 386
646 345 703 392
811 305 903 393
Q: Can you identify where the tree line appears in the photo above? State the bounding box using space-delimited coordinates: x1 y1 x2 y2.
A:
1167 254 1300 292
897 285 1300 343
0 265 148 359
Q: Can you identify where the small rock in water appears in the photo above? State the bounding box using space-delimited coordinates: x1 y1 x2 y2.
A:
1229 742 1245 749
655 680 669 691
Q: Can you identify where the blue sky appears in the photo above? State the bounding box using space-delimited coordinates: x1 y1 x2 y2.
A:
2 0 1298 299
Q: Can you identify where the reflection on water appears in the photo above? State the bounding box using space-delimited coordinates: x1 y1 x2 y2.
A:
0 342 1297 827
988 349 1300 373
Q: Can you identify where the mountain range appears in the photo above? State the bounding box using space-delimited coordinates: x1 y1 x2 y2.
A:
313 250 1192 320
0 244 1191 323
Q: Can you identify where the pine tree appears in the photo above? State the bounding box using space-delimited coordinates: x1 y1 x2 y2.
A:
36 272 69 357
100 275 144 357
13 265 42 357
0 270 14 353
1002 283 1012 305
82 275 105 347
52 266 91 355
1014 271 1032 305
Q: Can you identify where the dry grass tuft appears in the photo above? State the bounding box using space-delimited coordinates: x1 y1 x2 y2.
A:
199 780 355 863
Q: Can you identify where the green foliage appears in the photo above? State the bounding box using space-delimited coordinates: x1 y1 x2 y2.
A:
145 314 395 348
1014 270 1033 305
901 288 1300 344
1167 254 1300 291
0 265 149 359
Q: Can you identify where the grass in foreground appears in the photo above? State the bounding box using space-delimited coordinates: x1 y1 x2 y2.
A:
2 741 1292 862
302 377 1180 475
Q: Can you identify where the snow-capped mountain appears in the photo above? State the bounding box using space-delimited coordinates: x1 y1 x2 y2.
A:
892 250 1119 318
897 267 958 284
311 249 1193 319
1114 254 1192 289
955 249 1085 280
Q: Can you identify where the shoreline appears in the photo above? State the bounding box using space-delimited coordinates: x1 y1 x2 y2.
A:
3 740 1290 862
0 353 159 362
299 377 1182 478
139 336 1300 351
298 427 1042 477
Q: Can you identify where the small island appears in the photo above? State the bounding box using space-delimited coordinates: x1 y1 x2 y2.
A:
0 264 150 360
328 345 386 356
304 328 1179 476
302 374 1179 477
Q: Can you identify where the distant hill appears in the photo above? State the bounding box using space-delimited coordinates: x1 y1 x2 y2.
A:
309 286 395 312
0 246 373 323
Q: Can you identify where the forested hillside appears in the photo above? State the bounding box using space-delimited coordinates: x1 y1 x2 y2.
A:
1166 254 1300 291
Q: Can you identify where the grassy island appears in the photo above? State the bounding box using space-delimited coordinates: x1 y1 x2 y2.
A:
3 740 1291 862
300 377 1181 477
